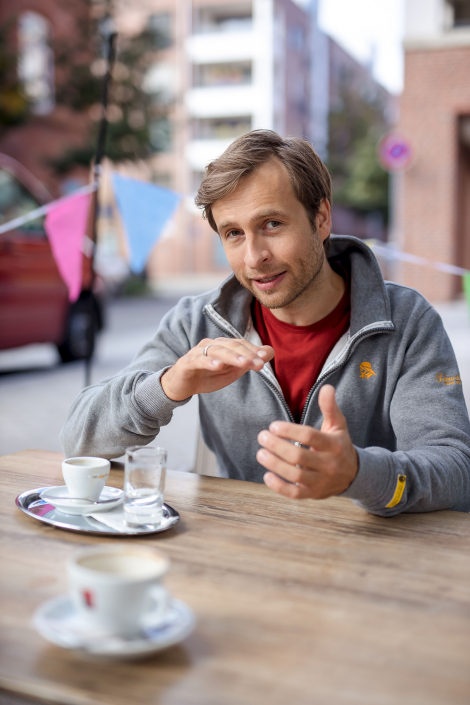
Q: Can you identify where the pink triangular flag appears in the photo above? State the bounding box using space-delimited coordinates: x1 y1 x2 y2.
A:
45 192 91 302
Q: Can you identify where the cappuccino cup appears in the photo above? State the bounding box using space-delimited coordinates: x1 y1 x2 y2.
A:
62 456 110 502
67 545 170 637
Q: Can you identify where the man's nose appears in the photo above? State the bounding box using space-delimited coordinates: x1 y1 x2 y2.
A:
244 235 270 270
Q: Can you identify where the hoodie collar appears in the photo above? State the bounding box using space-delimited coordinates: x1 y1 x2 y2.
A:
206 235 394 338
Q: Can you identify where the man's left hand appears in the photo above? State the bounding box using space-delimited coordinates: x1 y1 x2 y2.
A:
256 385 358 500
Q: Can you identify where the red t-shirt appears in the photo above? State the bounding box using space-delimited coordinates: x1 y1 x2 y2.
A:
252 274 350 422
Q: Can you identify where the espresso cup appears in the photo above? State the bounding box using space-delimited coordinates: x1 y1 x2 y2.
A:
67 545 170 637
62 456 110 502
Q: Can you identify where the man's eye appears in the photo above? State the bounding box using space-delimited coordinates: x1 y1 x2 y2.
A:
266 220 281 229
226 230 241 238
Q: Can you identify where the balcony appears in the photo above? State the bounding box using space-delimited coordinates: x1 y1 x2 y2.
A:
186 139 235 171
186 85 256 118
186 31 255 65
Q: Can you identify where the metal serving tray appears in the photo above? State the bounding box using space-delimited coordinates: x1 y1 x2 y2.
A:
15 487 180 536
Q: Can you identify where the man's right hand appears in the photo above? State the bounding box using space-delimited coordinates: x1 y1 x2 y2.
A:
160 337 275 401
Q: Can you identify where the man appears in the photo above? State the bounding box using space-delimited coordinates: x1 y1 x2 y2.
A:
61 130 470 516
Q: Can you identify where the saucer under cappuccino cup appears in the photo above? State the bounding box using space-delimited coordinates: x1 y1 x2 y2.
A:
67 545 170 637
62 456 110 502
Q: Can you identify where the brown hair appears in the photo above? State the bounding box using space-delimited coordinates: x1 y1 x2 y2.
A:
195 129 332 254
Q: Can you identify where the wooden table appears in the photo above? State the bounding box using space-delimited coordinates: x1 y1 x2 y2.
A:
1 450 470 705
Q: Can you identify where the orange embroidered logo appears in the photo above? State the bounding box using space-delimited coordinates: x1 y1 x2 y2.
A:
435 372 462 386
360 362 376 379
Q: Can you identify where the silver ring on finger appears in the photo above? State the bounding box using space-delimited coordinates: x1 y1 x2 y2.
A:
203 344 213 357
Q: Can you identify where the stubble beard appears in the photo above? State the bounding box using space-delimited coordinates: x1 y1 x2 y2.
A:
238 232 326 310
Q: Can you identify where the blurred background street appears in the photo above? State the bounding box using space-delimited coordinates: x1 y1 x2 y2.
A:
0 291 200 469
1 285 469 468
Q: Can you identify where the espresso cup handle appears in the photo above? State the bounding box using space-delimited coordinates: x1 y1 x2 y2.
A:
145 585 169 627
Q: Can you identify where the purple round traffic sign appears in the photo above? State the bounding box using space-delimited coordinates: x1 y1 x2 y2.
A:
377 134 413 172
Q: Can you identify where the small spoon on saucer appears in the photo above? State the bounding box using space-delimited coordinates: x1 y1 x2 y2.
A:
41 496 122 505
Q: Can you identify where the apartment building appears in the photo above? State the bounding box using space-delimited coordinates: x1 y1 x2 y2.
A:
397 0 470 300
117 0 317 283
118 0 392 284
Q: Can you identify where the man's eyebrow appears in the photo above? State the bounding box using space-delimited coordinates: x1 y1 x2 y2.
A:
254 209 286 220
218 210 287 232
218 219 238 231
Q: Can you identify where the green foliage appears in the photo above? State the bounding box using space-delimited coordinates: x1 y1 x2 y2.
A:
338 132 389 219
121 272 152 296
327 76 390 219
1 0 171 171
0 23 30 129
463 273 470 319
52 2 171 172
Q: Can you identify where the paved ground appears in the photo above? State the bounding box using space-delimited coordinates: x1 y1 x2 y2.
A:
0 296 199 470
1 294 469 469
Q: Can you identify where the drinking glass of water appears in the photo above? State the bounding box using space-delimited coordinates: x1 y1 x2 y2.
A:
124 446 167 528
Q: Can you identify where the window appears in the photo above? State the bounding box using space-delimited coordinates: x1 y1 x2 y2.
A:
449 0 470 26
152 172 173 189
191 170 205 193
193 4 252 34
150 117 172 152
18 12 54 115
148 13 172 49
143 63 175 103
193 62 252 87
0 169 45 234
192 116 251 140
287 26 304 53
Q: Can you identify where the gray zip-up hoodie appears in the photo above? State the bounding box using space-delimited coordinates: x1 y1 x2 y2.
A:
61 236 470 516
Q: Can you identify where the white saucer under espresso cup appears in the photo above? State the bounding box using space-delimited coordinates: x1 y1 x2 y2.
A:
62 456 111 502
67 545 170 638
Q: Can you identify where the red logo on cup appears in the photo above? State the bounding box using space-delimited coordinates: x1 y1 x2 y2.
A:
82 589 94 608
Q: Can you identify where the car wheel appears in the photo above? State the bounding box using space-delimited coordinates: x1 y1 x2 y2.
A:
57 296 98 363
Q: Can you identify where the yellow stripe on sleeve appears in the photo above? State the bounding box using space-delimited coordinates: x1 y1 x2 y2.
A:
385 474 407 509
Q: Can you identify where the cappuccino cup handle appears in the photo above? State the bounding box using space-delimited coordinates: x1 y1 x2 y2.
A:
144 585 169 627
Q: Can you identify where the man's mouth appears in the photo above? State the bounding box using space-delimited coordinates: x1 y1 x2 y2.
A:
250 271 287 291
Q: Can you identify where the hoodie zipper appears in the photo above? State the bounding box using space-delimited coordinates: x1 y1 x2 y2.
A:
203 305 393 427
299 322 394 424
203 306 296 422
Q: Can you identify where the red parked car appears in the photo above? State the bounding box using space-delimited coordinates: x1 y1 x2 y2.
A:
0 153 104 362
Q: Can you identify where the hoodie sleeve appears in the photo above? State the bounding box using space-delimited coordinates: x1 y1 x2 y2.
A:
60 297 195 459
342 306 470 516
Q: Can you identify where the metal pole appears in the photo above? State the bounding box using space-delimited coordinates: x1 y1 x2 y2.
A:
84 29 117 388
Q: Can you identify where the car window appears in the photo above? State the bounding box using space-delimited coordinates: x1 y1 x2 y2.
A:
0 168 46 236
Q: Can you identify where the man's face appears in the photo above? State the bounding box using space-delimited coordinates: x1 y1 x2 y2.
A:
211 158 330 310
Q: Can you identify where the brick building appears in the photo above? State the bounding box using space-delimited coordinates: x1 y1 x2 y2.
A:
0 0 93 198
397 0 470 301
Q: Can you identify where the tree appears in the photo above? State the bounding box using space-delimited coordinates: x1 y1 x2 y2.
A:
338 132 389 221
0 24 30 129
327 74 390 221
52 0 171 173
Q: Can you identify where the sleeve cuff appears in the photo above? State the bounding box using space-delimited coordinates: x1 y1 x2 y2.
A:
340 446 397 509
134 368 192 420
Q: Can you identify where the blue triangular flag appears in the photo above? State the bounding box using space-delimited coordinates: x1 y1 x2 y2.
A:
112 173 181 274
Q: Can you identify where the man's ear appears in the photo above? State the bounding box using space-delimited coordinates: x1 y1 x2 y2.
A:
316 199 331 243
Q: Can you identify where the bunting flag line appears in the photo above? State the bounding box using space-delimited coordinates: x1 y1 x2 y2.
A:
368 240 470 316
368 241 470 277
112 172 181 274
45 191 92 302
0 182 97 236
